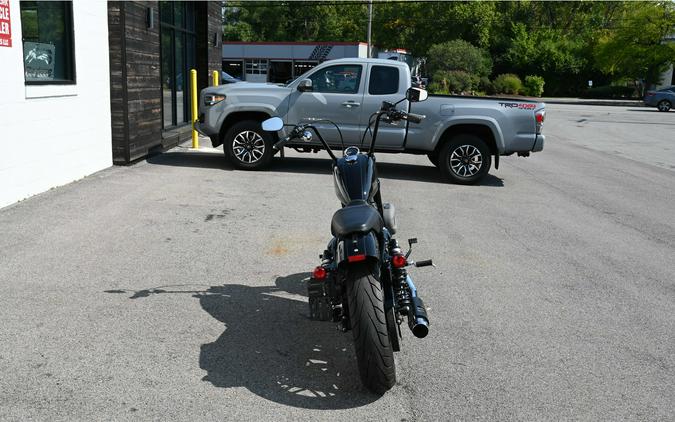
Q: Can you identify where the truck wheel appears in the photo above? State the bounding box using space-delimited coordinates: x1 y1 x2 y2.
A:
439 134 491 185
224 120 274 170
657 100 671 112
427 153 439 167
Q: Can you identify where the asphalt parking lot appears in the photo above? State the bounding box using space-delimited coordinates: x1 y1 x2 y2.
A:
0 104 673 420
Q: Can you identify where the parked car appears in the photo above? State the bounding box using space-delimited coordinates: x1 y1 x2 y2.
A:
644 86 674 112
197 58 545 184
220 71 241 84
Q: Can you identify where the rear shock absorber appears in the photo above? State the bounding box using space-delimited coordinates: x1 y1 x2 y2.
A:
389 239 411 314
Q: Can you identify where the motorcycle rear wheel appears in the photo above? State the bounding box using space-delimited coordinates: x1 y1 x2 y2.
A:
345 263 396 393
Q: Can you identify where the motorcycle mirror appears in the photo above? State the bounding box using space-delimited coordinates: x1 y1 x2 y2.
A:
297 79 313 92
406 87 428 102
261 117 283 132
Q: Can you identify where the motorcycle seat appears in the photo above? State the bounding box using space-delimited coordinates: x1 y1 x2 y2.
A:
331 204 383 237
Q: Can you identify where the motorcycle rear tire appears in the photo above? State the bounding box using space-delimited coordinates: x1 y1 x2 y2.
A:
345 263 396 394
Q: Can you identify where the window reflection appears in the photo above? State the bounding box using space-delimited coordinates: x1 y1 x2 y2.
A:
159 1 195 128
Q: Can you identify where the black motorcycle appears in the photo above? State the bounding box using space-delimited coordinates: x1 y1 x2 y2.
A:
262 87 433 394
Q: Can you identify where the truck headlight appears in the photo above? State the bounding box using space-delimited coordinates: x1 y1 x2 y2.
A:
204 94 226 106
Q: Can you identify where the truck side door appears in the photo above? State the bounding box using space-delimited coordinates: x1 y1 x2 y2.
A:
360 64 408 150
286 63 365 146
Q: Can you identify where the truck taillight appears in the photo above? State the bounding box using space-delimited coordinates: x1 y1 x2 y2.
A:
535 110 545 134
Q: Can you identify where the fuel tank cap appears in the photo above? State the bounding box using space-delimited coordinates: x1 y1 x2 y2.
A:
344 146 360 162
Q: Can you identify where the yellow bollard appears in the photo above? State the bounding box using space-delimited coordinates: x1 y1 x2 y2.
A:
212 70 219 86
190 69 199 149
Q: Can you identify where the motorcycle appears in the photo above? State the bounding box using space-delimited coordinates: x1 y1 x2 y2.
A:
261 87 433 394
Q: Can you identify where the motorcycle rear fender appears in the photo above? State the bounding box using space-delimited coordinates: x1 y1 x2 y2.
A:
336 231 380 268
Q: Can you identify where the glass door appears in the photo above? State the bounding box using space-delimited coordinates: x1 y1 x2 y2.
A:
160 1 196 128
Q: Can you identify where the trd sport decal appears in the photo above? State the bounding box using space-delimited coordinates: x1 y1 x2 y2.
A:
499 102 537 110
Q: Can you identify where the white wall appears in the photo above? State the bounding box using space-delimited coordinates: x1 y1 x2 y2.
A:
0 0 112 209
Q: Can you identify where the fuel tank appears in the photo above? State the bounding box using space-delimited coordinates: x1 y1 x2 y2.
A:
333 151 379 206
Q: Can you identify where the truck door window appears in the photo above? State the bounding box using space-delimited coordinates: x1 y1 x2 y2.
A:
369 66 399 95
309 65 362 94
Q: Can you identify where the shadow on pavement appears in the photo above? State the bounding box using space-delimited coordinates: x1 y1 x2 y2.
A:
147 150 232 170
148 151 504 187
105 273 380 409
626 108 673 113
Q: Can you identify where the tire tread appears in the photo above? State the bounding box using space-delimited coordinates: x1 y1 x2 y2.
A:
346 264 396 394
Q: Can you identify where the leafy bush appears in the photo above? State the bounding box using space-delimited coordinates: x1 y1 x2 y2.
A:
579 85 638 99
523 75 545 97
432 70 479 94
493 73 523 95
427 82 449 95
479 77 495 95
426 40 492 78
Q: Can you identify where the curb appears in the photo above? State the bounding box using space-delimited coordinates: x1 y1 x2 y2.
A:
540 98 644 107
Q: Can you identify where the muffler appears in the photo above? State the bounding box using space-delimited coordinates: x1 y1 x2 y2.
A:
405 275 430 338
408 297 429 338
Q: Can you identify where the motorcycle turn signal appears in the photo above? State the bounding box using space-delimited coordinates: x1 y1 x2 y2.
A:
392 254 407 268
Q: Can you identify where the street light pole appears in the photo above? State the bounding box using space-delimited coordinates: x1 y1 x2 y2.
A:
367 0 373 58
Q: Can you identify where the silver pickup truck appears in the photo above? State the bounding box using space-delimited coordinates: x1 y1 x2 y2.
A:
197 58 545 184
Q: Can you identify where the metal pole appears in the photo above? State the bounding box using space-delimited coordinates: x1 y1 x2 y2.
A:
212 70 219 86
367 0 373 58
190 69 199 149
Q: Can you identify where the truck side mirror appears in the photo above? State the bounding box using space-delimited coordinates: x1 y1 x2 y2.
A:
298 79 313 92
406 87 428 102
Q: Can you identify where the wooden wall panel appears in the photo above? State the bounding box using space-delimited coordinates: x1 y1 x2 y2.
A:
108 1 220 163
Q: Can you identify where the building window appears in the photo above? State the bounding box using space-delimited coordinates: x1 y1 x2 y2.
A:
268 61 292 84
369 66 399 95
160 1 196 129
245 59 268 75
20 1 75 84
308 64 362 94
293 61 318 80
223 60 243 80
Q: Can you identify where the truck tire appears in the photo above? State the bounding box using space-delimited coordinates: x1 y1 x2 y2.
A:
224 120 274 170
345 263 396 394
657 100 671 112
439 134 491 185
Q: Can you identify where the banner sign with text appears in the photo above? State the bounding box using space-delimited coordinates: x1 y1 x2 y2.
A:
0 0 11 47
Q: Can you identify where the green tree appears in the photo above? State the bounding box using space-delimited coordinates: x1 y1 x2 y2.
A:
223 2 366 42
221 1 674 96
595 1 675 88
426 40 492 78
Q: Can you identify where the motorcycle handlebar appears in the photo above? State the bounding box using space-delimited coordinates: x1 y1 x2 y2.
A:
404 112 426 124
273 136 291 150
380 109 426 125
272 124 338 161
273 125 304 150
414 259 434 268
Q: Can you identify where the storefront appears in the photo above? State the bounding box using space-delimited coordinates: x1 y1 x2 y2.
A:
0 0 113 209
0 1 223 209
108 1 222 163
